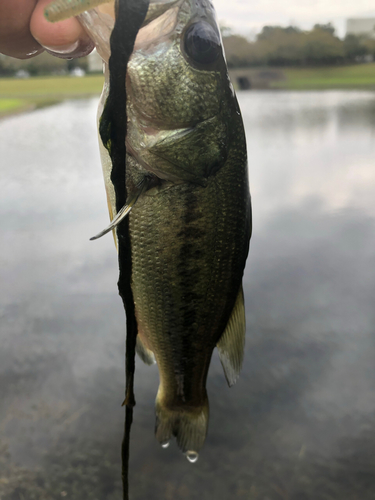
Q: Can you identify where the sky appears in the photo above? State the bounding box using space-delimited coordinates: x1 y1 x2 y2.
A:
213 0 375 39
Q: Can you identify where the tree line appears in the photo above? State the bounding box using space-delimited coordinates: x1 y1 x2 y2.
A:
1 22 375 76
0 51 88 77
223 24 375 67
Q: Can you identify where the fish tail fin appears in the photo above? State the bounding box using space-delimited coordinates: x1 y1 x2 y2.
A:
155 391 209 460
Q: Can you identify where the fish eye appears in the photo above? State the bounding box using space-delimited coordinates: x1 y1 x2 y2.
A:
183 21 221 65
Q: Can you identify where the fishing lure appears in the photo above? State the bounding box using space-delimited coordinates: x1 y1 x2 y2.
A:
44 0 112 22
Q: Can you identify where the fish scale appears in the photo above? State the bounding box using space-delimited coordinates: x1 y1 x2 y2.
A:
128 115 249 413
128 45 221 125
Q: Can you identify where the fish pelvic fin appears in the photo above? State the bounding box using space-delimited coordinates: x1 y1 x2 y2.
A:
136 336 156 365
155 392 209 459
217 286 246 387
90 176 150 241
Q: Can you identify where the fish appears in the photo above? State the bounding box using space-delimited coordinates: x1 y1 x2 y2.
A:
45 0 251 461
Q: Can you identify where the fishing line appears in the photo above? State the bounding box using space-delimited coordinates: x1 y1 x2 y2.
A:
100 0 150 498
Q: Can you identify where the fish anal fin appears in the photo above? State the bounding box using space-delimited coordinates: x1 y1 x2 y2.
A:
217 286 246 387
136 336 156 365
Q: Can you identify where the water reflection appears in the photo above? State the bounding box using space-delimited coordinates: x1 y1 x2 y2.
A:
244 91 375 221
1 91 375 499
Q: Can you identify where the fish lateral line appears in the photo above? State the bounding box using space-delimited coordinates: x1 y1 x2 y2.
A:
90 176 151 240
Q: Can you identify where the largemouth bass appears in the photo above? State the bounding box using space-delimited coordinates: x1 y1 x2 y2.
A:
46 0 251 460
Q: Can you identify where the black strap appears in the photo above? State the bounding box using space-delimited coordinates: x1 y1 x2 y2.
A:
99 1 150 498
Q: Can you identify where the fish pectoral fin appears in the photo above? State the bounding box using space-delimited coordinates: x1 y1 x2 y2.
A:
217 286 246 387
136 336 156 365
90 176 150 241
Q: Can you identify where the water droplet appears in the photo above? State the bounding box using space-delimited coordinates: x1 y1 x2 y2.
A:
186 450 199 463
161 441 170 449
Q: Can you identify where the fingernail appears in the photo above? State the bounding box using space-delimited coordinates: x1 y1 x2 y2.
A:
43 40 80 55
43 39 95 59
26 48 41 57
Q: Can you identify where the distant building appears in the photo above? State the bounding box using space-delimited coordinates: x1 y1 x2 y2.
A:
88 49 103 73
15 69 30 79
346 18 375 38
70 67 85 77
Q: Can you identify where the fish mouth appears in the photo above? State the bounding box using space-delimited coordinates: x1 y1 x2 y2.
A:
142 0 181 27
134 0 182 51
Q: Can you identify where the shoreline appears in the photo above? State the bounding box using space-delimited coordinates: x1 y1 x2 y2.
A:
1 65 375 118
228 63 375 90
0 74 104 118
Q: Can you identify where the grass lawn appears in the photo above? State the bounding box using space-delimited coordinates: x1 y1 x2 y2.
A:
1 65 374 117
272 63 375 89
0 98 27 112
0 74 104 97
0 74 104 116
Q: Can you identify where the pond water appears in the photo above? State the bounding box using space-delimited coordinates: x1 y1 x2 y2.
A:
1 90 375 499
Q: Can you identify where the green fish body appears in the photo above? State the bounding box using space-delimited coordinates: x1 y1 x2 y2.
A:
46 0 251 458
125 1 251 456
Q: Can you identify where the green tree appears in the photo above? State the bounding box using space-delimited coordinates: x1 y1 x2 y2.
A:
303 26 344 64
219 23 373 68
222 35 255 67
313 23 335 35
343 34 369 61
257 25 300 41
363 37 375 59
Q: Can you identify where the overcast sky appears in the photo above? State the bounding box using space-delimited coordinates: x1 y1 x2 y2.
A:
213 0 375 38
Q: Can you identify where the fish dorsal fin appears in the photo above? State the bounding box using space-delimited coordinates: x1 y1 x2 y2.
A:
90 176 150 240
217 286 246 387
136 336 156 365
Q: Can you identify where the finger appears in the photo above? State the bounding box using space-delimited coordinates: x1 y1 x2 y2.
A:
0 0 43 59
30 0 94 59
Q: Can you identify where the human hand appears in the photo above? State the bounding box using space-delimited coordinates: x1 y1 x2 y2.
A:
0 0 94 59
